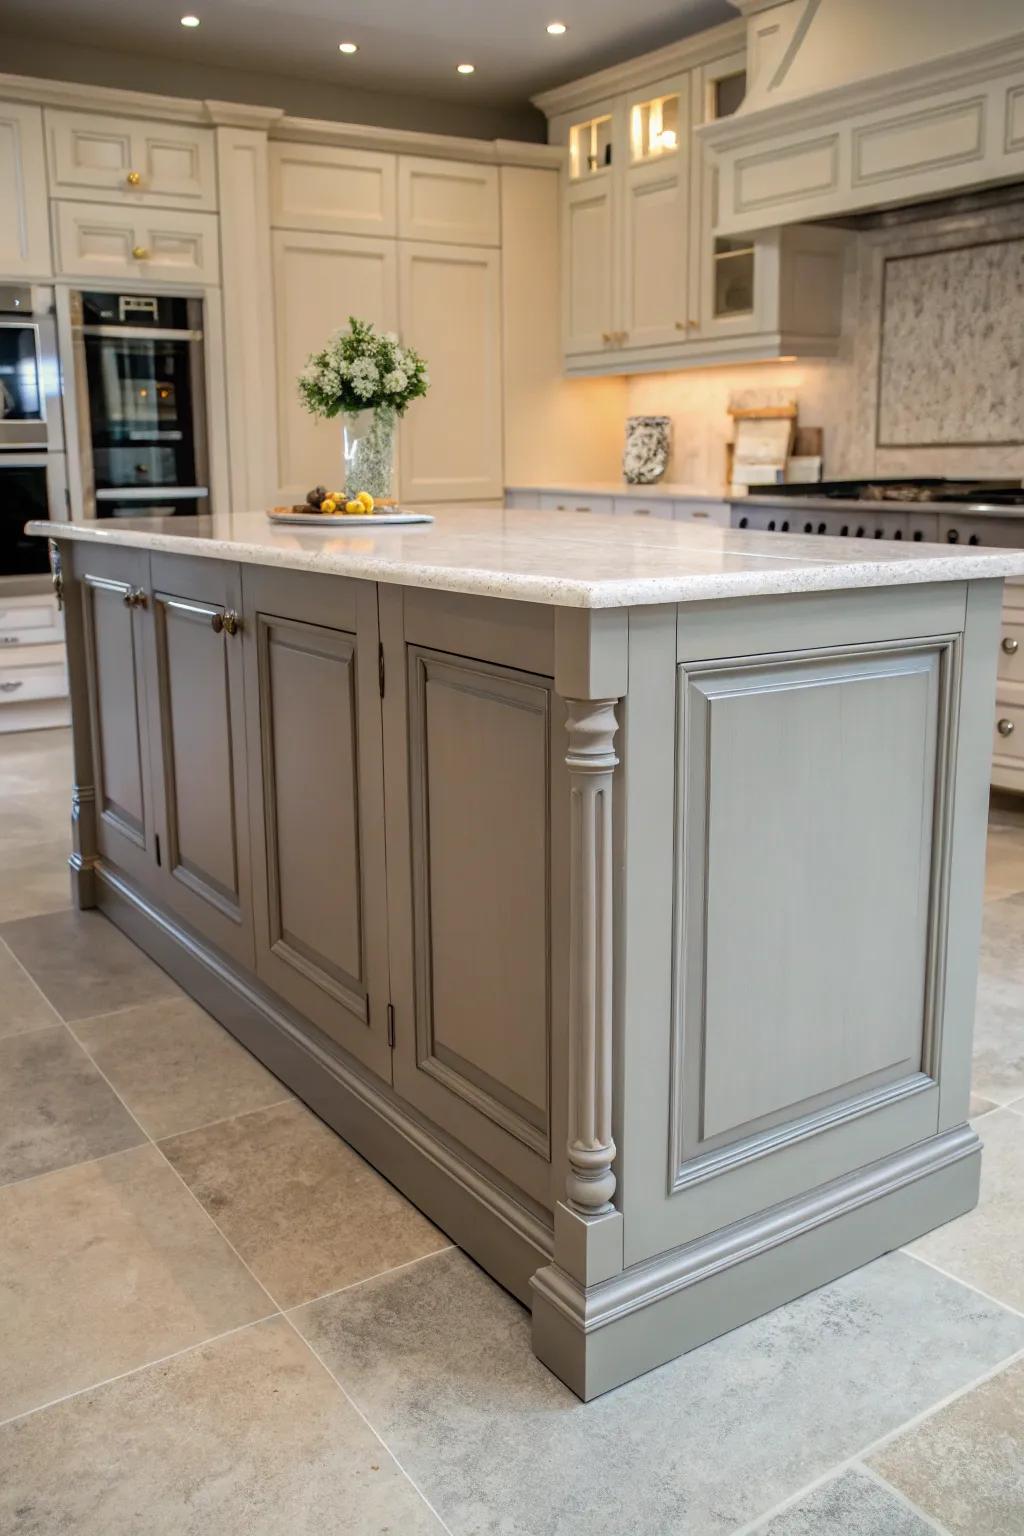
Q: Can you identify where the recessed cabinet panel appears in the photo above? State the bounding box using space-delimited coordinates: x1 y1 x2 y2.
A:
270 142 397 235
46 110 216 208
397 156 499 246
54 201 221 284
564 182 615 355
148 558 253 968
272 229 398 498
398 242 502 501
622 165 687 345
0 102 51 277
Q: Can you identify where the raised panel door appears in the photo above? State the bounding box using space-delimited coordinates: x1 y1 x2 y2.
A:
53 201 221 284
397 157 499 245
398 241 502 502
620 73 690 349
242 566 391 1080
76 544 157 894
0 101 51 277
272 229 399 498
563 178 616 356
46 110 216 208
270 142 397 235
146 555 253 968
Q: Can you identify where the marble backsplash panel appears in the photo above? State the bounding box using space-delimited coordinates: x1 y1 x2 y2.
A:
626 201 1024 487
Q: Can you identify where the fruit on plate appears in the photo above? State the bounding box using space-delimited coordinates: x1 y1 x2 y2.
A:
345 500 362 514
357 491 375 512
320 496 339 513
305 484 327 509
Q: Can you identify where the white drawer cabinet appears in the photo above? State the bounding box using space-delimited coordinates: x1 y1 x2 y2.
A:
614 495 674 520
397 157 500 246
539 493 615 516
45 110 217 209
270 142 397 236
0 593 64 650
0 101 51 277
54 201 221 284
0 640 69 733
674 499 730 526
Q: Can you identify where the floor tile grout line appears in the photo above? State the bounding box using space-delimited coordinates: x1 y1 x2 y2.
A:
280 1311 458 1536
724 1344 1024 1536
0 935 66 1027
0 1133 147 1195
0 1312 280 1432
902 1247 1024 1320
150 1094 297 1145
286 1244 458 1315
853 1461 956 1536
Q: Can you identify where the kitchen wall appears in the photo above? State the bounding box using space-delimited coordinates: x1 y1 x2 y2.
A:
626 199 1024 490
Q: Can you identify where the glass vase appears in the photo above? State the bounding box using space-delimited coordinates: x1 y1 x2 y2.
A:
342 405 396 502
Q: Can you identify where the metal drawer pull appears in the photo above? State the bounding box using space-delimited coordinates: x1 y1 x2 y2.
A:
0 680 24 693
997 718 1015 737
211 610 241 636
0 635 18 645
1003 637 1020 655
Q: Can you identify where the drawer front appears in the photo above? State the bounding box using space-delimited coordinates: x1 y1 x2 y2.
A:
0 598 64 648
994 696 1024 765
46 110 216 208
539 493 614 516
270 142 397 235
54 201 220 283
614 496 674 520
0 657 68 704
674 500 731 527
998 617 1024 686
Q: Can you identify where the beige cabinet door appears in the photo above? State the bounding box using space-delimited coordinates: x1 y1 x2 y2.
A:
380 587 569 1209
620 73 691 349
397 240 502 502
272 228 399 499
145 554 254 969
53 201 221 284
397 156 499 246
242 566 392 1081
0 101 51 277
45 109 217 208
74 543 159 896
563 174 617 357
270 141 397 236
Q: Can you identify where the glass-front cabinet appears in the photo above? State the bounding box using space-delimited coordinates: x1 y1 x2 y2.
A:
563 96 620 356
620 74 691 349
697 51 758 337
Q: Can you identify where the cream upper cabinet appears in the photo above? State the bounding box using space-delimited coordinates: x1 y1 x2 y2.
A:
272 229 399 498
0 101 51 277
562 97 619 355
53 201 221 284
397 157 500 246
269 142 397 236
398 241 502 502
45 110 217 209
693 51 760 340
620 73 691 348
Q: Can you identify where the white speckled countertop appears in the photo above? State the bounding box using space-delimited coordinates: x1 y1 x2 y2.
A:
30 506 1024 610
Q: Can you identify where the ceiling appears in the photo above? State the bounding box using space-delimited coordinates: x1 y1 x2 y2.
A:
1 0 736 109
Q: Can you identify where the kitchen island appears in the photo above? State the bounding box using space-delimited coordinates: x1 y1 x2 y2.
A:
34 507 1024 1398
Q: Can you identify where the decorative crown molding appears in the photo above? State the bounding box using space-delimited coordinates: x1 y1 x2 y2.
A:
531 17 746 118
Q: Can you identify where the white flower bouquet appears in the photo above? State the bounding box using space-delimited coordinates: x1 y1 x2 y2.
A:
297 316 428 419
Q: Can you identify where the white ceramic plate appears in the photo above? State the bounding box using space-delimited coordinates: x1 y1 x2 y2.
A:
267 510 434 527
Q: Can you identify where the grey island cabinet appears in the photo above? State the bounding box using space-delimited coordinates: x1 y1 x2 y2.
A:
32 507 1024 1399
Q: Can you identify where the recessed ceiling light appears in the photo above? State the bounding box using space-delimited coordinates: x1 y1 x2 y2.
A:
546 21 567 34
338 41 358 53
456 62 475 74
180 14 200 26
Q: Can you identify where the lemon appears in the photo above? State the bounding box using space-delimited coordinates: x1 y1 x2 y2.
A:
320 497 337 513
345 500 363 515
357 491 375 512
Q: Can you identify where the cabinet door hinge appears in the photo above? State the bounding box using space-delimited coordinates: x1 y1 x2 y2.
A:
154 832 162 867
386 1002 395 1049
378 641 386 699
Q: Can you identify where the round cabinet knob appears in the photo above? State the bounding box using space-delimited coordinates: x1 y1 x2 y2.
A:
947 528 960 544
1003 636 1020 655
817 523 827 535
968 534 980 545
126 170 142 187
131 245 149 261
601 332 611 344
997 718 1015 737
674 320 686 331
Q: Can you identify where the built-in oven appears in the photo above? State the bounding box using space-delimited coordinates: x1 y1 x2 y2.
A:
0 286 63 453
68 290 210 518
0 453 68 584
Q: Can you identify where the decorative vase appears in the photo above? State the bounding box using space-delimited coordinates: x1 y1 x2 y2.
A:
622 415 671 485
342 405 396 500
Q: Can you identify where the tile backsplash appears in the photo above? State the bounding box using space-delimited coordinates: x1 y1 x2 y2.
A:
626 201 1024 490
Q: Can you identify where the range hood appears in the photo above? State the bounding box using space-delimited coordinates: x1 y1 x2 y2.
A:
698 0 1024 234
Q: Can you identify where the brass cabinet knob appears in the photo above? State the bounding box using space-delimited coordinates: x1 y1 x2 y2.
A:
1002 636 1020 655
675 320 686 331
601 332 612 344
126 170 142 187
131 245 149 260
212 610 241 636
122 587 147 608
997 718 1015 737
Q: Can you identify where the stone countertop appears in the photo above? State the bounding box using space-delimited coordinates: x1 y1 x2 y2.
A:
30 506 1024 610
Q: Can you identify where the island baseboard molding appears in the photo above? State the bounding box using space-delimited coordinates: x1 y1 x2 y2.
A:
43 516 1014 1398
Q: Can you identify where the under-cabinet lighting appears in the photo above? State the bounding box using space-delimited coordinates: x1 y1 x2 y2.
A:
338 41 358 53
457 62 475 74
547 21 568 34
180 14 200 26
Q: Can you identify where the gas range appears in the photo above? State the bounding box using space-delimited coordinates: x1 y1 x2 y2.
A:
733 479 1024 547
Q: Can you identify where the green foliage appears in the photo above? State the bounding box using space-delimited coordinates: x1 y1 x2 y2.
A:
297 316 429 419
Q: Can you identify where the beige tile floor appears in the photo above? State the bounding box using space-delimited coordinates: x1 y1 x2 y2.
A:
0 726 1021 1536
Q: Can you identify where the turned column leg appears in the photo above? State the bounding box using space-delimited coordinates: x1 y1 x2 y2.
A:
564 697 619 1214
